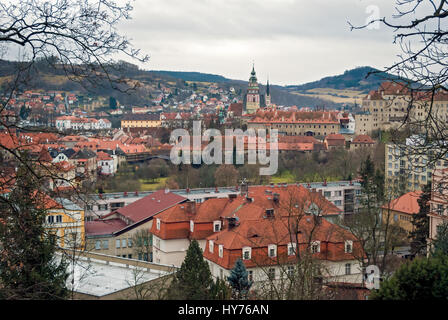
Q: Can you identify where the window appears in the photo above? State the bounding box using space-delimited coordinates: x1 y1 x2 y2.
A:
268 268 276 280
128 238 133 247
334 200 342 206
324 191 331 198
345 240 353 253
345 263 351 275
213 220 221 232
47 216 54 224
209 240 214 253
128 254 132 259
287 243 296 256
143 253 148 261
56 215 62 223
311 241 320 253
248 270 253 282
394 214 398 222
95 240 101 250
242 247 251 260
102 240 109 249
287 265 295 277
116 239 120 248
156 219 161 230
219 245 223 258
335 191 342 197
220 269 224 279
268 244 277 257
190 220 194 232
121 239 127 248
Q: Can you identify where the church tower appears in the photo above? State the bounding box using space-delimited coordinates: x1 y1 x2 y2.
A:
265 77 271 107
245 64 260 114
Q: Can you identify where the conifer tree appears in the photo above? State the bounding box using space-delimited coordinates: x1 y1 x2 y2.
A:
432 221 448 257
227 259 252 300
370 255 448 300
409 183 431 257
167 239 213 299
0 164 69 299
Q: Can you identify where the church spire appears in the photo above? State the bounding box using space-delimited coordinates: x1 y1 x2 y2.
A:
266 76 270 96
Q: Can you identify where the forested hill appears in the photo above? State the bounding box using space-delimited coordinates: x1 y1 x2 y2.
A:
150 70 231 83
285 66 402 92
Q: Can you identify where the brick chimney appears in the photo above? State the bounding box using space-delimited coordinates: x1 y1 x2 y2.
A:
185 200 196 215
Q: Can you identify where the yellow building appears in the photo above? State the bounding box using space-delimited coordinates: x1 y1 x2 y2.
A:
44 197 85 249
121 113 161 129
381 191 422 233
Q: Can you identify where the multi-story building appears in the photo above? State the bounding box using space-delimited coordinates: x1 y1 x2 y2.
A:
148 184 362 285
381 191 422 234
385 135 448 191
85 190 187 261
44 196 85 249
120 113 161 129
247 109 347 137
358 81 448 135
429 168 448 245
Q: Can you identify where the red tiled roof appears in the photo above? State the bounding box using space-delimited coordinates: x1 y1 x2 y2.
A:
113 189 187 224
352 135 375 144
85 218 128 236
382 191 422 215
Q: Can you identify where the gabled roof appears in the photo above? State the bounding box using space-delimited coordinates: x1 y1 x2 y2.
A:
382 191 422 215
113 189 187 224
85 219 128 237
352 135 375 144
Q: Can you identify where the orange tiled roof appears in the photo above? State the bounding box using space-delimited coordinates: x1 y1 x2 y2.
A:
382 191 422 215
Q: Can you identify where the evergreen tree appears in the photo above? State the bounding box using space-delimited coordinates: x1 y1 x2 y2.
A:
432 221 448 257
109 96 117 109
0 164 69 299
209 277 232 300
167 240 214 299
227 259 252 300
370 255 448 300
409 183 431 257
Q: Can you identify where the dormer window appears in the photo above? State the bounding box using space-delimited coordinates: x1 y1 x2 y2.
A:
213 220 221 232
311 241 320 253
287 243 297 256
219 245 223 258
190 220 194 232
209 240 214 253
268 244 277 258
156 218 161 230
345 240 353 253
242 247 251 260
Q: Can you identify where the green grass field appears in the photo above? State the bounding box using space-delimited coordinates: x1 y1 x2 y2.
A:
138 177 168 191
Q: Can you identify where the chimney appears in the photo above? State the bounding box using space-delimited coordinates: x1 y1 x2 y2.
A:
240 179 249 196
228 194 237 201
314 214 322 226
186 200 196 215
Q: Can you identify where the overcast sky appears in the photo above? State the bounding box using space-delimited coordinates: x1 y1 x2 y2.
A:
116 0 404 86
121 0 428 88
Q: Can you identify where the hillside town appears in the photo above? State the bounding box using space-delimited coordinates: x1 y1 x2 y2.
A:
2 62 448 300
2 0 448 305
